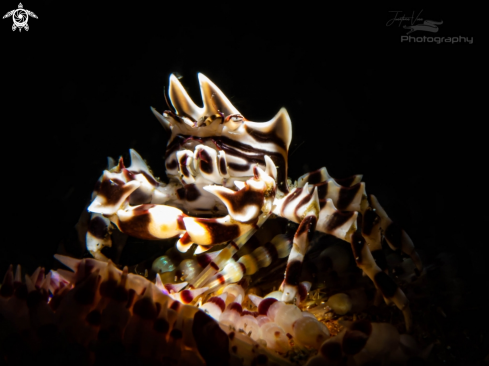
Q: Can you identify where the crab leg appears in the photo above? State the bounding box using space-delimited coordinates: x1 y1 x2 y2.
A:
273 184 358 242
298 168 421 273
369 195 423 272
279 186 320 302
203 232 294 291
237 233 293 276
282 212 319 302
297 167 365 212
297 167 363 188
273 182 359 301
349 229 412 332
279 168 418 324
358 201 392 305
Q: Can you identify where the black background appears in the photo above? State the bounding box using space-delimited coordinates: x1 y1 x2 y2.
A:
1 4 486 363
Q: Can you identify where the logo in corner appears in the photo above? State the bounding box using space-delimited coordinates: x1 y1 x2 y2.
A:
3 3 37 32
386 10 443 35
387 10 473 44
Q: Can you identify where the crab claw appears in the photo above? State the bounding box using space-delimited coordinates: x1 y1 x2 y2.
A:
109 204 186 240
88 171 141 215
183 215 256 246
204 164 275 223
203 182 264 223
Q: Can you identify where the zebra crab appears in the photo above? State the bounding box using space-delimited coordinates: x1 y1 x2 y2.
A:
86 73 423 331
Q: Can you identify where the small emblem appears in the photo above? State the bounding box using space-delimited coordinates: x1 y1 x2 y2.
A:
3 3 37 32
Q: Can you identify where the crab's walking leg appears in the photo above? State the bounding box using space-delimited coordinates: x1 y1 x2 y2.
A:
282 213 318 302
293 168 420 276
278 167 363 242
283 168 416 331
350 229 412 332
369 195 423 273
280 186 320 302
359 201 392 306
297 167 364 211
273 188 358 241
273 179 359 302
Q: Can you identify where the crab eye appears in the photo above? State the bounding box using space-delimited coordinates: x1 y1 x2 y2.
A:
225 114 244 123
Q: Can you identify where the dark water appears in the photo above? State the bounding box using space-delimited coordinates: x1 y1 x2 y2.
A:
2 7 485 365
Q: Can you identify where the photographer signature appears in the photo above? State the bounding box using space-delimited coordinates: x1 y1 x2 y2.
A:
387 10 443 34
386 10 424 27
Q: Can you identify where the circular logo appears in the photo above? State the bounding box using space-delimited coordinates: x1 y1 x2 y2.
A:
12 8 28 27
